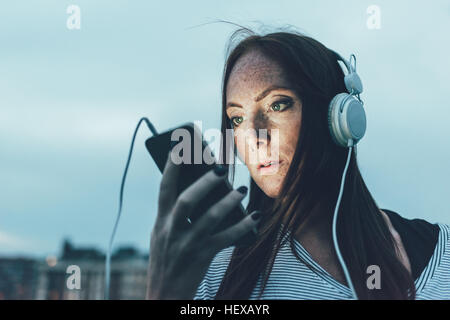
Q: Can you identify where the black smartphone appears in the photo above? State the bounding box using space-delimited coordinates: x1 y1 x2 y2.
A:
145 122 257 247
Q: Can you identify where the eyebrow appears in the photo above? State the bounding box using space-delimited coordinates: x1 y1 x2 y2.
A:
226 85 292 109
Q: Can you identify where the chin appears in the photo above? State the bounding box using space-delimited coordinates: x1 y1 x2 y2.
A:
264 188 281 198
250 166 287 199
257 179 283 198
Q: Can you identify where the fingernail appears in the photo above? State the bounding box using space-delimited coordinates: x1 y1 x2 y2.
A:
237 186 248 194
214 165 228 176
251 211 261 220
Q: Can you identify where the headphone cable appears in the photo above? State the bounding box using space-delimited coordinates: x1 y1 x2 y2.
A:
104 117 158 300
332 138 358 300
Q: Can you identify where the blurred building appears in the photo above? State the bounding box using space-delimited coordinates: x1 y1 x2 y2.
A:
0 239 149 300
0 257 39 299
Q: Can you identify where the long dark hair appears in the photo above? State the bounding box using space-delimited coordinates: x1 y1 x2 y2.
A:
215 28 415 300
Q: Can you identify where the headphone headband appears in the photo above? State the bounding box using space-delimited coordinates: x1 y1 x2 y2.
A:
330 50 352 73
330 50 363 95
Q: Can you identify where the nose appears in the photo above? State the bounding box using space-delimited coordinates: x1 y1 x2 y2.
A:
248 111 271 151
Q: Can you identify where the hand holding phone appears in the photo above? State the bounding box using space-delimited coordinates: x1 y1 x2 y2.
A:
146 133 262 299
145 122 259 245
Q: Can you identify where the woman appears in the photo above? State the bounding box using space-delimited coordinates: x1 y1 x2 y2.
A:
146 29 450 300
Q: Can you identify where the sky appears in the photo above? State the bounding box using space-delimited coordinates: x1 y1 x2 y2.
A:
0 0 449 258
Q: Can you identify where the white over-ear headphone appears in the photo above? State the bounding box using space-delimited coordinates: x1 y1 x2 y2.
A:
328 52 367 147
327 51 367 300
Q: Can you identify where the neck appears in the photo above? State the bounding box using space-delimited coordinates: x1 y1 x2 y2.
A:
291 198 348 286
293 199 334 239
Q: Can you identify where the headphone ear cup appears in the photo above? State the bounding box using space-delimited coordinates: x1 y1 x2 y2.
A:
328 93 367 147
345 98 366 143
328 93 348 147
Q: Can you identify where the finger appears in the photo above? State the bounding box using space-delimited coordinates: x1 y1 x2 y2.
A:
210 210 262 250
190 186 248 238
172 165 228 228
158 148 181 214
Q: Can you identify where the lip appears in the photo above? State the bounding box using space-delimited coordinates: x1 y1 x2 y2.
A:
257 160 282 170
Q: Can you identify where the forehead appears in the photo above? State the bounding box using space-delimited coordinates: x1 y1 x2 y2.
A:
226 50 290 99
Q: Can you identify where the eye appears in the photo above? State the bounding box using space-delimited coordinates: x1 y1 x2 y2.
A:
270 99 293 112
230 116 243 127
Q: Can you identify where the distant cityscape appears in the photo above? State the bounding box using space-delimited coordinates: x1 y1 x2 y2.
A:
0 239 149 300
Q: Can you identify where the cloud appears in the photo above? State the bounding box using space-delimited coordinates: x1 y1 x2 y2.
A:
0 230 43 255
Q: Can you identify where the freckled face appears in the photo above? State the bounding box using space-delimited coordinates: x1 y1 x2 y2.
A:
225 50 302 198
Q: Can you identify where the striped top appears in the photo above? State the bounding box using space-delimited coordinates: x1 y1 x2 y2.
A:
194 223 450 300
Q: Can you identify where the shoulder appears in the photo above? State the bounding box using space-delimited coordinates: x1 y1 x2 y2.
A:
193 246 235 300
380 209 442 280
